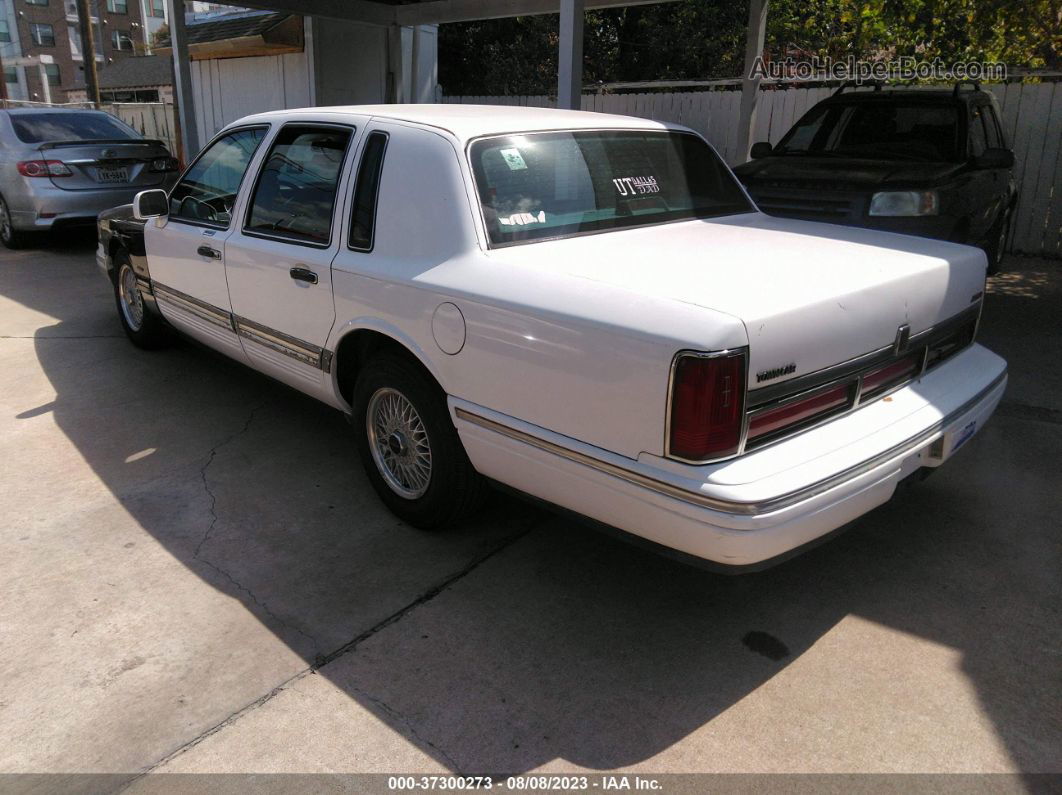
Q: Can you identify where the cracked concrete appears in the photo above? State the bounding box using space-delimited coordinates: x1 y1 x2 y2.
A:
2 239 1060 781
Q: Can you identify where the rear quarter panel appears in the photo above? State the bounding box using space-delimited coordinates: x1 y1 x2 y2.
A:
328 122 747 460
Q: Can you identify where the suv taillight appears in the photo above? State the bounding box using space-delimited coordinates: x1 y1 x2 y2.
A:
668 350 746 461
18 160 72 177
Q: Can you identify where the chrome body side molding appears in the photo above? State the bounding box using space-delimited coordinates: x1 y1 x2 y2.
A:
152 280 332 373
233 314 330 371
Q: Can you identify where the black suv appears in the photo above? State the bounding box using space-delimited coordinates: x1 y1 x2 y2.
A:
733 83 1016 273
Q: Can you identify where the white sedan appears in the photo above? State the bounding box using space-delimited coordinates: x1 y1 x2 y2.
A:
96 104 1007 571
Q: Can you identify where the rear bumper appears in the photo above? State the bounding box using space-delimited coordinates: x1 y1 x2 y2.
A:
453 344 1007 569
7 179 171 231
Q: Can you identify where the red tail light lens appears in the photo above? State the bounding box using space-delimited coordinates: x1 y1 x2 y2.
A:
748 382 850 443
668 351 746 461
17 160 72 178
860 354 920 399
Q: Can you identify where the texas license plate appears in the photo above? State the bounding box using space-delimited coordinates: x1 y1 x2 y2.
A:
96 167 129 183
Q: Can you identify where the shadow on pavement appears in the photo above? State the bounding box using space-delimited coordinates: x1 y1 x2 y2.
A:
4 237 1060 775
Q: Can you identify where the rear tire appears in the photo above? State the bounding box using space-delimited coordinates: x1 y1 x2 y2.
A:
0 194 30 249
113 252 170 349
353 352 484 529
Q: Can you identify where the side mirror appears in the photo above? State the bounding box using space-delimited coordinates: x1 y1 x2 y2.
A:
133 189 169 220
750 141 774 160
974 148 1014 169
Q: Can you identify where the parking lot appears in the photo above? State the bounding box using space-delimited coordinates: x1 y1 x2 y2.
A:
1 235 1059 784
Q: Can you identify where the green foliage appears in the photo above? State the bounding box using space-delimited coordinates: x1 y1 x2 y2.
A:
438 0 1060 96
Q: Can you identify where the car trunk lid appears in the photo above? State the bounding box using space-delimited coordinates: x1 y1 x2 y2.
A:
39 139 170 191
488 212 987 392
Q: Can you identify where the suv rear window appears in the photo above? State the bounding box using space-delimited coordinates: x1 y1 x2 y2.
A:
9 112 139 144
470 130 752 247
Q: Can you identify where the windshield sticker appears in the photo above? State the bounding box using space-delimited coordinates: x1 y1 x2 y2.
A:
499 148 528 170
613 176 660 196
499 210 546 226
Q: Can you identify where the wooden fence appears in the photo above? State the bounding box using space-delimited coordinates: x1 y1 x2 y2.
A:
445 83 1062 258
106 102 179 159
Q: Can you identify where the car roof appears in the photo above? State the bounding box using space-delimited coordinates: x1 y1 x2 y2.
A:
822 88 991 105
0 107 119 118
231 104 687 143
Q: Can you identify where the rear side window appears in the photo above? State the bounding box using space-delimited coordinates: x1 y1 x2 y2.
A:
245 124 353 246
348 132 388 250
10 112 138 143
170 127 267 226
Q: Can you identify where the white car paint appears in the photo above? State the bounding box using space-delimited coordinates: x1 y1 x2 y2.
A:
134 104 1006 569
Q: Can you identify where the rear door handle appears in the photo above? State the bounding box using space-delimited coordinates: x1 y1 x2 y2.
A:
289 266 318 285
196 245 221 259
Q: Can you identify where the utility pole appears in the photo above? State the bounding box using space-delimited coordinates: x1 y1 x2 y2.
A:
76 0 101 107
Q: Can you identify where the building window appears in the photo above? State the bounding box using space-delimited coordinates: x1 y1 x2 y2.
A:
111 29 133 50
25 0 48 6
0 19 10 43
106 0 128 13
151 0 165 17
4 66 17 84
31 23 55 47
45 63 60 86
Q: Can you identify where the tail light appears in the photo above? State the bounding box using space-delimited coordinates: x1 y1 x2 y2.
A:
150 156 179 173
668 350 746 461
748 382 851 443
860 353 920 400
18 160 72 178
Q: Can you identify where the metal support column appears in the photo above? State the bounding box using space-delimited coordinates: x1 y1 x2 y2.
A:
165 0 199 160
557 0 584 110
735 0 768 164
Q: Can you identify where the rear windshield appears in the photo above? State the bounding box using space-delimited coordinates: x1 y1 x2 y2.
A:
9 112 139 144
774 101 961 162
469 130 753 247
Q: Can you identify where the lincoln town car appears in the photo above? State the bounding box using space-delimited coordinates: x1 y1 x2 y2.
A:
96 105 1007 570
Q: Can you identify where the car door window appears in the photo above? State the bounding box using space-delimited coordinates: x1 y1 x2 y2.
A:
349 131 388 251
169 127 267 226
244 125 353 246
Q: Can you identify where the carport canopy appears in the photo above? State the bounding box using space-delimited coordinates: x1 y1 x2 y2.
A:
163 0 769 160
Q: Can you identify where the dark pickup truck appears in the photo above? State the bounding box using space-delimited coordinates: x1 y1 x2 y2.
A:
733 84 1016 273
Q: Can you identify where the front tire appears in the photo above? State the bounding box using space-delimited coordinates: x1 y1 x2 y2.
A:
113 252 170 349
353 353 484 529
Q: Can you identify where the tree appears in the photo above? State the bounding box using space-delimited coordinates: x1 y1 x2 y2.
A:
437 0 1060 96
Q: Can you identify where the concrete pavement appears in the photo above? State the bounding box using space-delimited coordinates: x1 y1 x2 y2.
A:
1 235 1059 786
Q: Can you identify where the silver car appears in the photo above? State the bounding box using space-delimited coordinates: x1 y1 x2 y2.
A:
0 107 178 248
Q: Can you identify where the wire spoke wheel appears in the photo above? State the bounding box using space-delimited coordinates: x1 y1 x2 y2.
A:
366 387 432 499
117 264 145 332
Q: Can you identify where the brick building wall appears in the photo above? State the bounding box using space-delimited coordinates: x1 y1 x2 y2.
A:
13 0 145 101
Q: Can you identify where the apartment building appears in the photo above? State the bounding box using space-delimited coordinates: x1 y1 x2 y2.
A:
1 0 149 102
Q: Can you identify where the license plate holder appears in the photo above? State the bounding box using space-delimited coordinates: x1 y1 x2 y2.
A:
96 166 129 184
943 419 978 458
